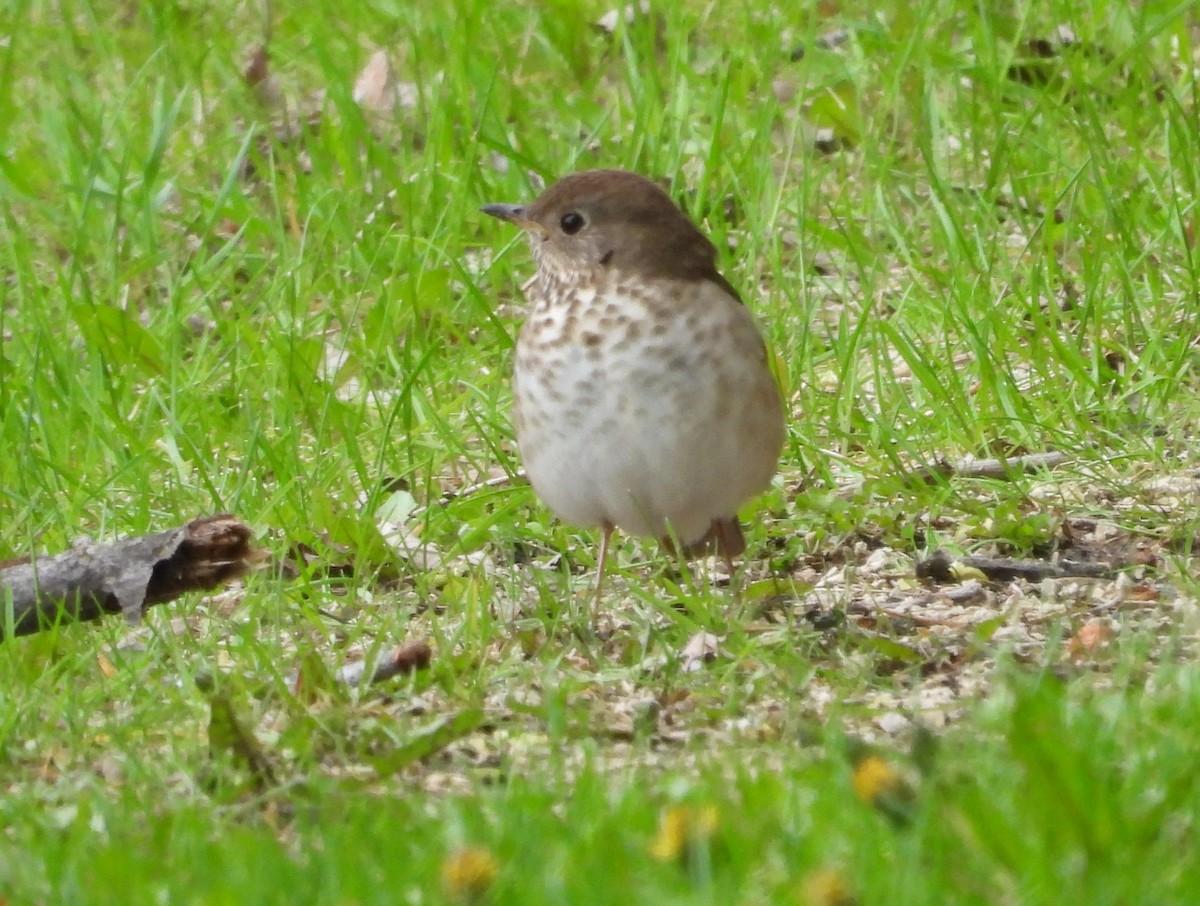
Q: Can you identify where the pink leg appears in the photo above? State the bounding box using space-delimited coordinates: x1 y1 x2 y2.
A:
592 521 615 623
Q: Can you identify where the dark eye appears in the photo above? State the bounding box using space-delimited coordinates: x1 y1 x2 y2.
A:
560 212 586 235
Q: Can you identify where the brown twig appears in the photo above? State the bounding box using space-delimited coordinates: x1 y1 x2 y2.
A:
409 471 527 521
836 451 1071 497
907 451 1070 484
336 640 432 687
916 548 1116 584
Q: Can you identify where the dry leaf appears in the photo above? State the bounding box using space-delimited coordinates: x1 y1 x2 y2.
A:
818 28 850 50
242 43 269 87
595 0 652 33
1125 582 1159 602
772 77 799 104
1067 619 1115 660
96 652 118 679
680 630 721 672
378 521 445 571
353 49 394 112
874 712 910 736
396 81 419 109
242 43 283 111
336 640 433 686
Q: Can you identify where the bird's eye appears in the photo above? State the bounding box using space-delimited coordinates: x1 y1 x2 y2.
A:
560 212 586 235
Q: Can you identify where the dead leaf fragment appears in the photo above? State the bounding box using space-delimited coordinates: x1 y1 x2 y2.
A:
595 0 652 33
1067 619 1115 660
242 43 269 87
874 712 910 736
379 521 446 571
242 43 283 111
818 28 850 50
680 630 721 673
772 77 799 104
353 49 394 112
336 640 433 686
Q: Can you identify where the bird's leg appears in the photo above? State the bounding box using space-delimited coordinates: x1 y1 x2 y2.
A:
709 517 743 593
592 521 615 625
673 517 743 588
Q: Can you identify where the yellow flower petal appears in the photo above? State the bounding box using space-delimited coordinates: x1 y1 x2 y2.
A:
441 846 499 900
851 754 903 804
649 805 720 862
800 868 858 906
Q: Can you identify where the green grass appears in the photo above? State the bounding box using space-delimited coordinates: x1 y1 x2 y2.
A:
4 0 1200 902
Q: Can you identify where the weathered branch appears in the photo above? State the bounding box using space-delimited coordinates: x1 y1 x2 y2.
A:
916 548 1115 584
336 640 432 686
409 471 526 521
835 451 1071 497
0 515 256 639
914 451 1070 482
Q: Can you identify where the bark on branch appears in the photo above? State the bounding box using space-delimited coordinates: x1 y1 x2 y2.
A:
916 547 1116 584
335 640 433 687
913 451 1069 482
0 515 256 639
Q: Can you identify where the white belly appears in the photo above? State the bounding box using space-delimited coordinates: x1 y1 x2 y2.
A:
512 278 783 545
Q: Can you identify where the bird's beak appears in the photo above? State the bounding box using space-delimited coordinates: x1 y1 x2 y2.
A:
481 203 547 236
481 203 527 223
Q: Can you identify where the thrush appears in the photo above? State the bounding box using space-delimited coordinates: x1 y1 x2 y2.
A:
482 169 785 614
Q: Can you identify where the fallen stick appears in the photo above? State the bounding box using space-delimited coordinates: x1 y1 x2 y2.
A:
409 471 526 522
336 640 432 687
0 515 256 639
834 451 1070 497
910 451 1070 483
916 548 1115 584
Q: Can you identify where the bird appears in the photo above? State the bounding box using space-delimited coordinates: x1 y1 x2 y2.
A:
481 169 785 617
